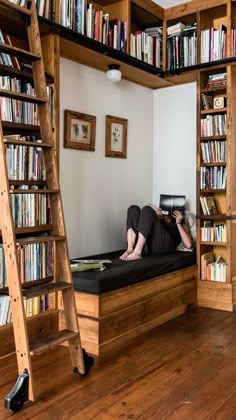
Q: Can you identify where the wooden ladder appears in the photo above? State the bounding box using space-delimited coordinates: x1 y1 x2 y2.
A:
0 0 93 412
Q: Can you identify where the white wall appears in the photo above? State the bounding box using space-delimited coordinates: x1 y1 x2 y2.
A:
152 83 196 213
60 58 153 258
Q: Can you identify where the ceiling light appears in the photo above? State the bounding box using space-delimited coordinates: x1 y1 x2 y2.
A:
106 64 122 82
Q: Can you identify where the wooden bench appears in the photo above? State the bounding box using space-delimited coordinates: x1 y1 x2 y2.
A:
59 251 197 356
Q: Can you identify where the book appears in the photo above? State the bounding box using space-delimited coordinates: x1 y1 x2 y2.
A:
201 93 213 110
70 262 106 272
200 251 214 279
159 194 186 215
200 195 218 215
204 196 218 215
4 34 21 70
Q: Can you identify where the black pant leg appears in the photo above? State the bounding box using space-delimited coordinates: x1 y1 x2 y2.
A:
126 205 141 232
138 206 176 256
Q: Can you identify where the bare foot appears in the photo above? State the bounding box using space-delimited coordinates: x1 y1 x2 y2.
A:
126 250 142 260
119 249 133 260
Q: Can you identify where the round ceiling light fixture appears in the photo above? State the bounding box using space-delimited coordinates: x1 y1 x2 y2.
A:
106 64 122 82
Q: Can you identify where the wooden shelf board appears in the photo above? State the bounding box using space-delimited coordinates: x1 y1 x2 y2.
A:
165 70 198 85
164 0 227 20
60 38 172 89
200 241 227 246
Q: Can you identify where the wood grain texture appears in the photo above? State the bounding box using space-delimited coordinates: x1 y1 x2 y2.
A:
60 266 197 355
1 307 236 419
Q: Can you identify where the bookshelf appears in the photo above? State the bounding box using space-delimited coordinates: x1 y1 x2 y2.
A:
197 63 236 311
0 1 92 409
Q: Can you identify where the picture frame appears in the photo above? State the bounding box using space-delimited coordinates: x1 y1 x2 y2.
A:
105 115 128 158
64 109 96 151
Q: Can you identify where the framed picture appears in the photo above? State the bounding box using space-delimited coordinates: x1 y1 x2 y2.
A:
105 115 128 158
64 110 96 151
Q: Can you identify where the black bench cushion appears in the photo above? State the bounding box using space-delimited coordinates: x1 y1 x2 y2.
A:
72 250 196 294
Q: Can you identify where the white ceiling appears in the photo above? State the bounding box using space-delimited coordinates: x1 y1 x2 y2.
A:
152 0 191 8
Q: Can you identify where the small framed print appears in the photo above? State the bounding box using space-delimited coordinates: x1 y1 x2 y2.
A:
64 110 96 151
105 115 128 158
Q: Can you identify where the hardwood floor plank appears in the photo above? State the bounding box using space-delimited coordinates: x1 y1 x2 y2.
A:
0 308 236 419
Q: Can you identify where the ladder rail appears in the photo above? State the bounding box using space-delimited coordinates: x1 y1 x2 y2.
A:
0 121 35 400
26 0 86 373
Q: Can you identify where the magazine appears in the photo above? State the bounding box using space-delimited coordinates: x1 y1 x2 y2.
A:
70 262 107 272
159 194 186 215
71 259 111 264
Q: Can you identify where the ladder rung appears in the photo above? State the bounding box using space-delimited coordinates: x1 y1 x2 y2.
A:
10 189 59 194
0 0 32 16
23 281 72 298
15 225 53 235
0 42 40 62
16 235 66 245
29 330 78 356
4 139 53 147
0 89 47 104
9 180 47 186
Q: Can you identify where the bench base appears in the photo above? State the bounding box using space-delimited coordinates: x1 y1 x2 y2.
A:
60 265 197 355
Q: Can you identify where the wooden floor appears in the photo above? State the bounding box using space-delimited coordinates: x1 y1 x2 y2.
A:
1 307 236 419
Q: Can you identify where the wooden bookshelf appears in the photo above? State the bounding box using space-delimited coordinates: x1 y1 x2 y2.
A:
196 62 236 310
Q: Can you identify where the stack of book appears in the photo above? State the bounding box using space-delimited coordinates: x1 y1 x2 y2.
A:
207 72 227 90
166 22 197 70
201 252 227 281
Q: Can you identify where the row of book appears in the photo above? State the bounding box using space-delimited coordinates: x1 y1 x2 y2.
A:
166 22 197 71
17 242 54 284
130 27 162 68
200 221 227 242
5 139 46 181
7 0 53 19
201 25 226 63
0 29 21 69
0 76 38 124
0 32 55 128
59 1 128 53
0 242 54 287
0 293 56 325
200 166 226 190
201 114 227 138
0 76 53 125
199 195 218 216
0 76 36 97
11 193 52 228
201 252 226 282
200 140 226 164
206 72 227 90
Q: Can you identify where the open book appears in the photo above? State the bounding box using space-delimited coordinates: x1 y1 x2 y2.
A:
70 259 112 272
159 194 186 215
